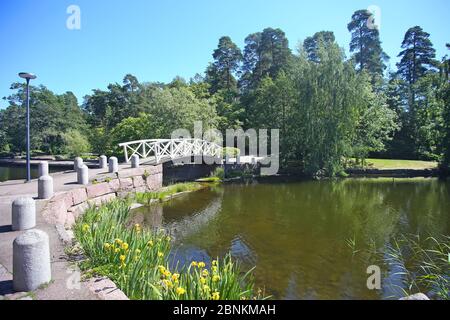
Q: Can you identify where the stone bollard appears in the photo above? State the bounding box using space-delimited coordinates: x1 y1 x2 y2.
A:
13 229 51 292
38 175 54 199
12 197 36 231
98 155 107 169
109 157 118 173
74 157 83 172
38 161 49 177
77 164 89 185
131 154 140 168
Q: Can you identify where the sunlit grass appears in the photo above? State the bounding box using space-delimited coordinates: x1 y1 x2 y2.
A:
353 158 438 170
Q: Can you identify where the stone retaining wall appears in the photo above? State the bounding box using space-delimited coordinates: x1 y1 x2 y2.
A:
41 165 163 228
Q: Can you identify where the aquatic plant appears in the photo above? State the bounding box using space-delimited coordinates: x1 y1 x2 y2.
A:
73 200 263 300
385 234 449 300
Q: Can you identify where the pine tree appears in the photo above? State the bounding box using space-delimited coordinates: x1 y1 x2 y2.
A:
347 9 389 83
397 26 437 87
206 36 242 94
303 31 335 62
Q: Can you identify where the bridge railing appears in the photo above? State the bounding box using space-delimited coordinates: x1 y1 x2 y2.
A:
118 138 223 163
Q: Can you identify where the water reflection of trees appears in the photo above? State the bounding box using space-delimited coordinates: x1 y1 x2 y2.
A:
161 179 450 299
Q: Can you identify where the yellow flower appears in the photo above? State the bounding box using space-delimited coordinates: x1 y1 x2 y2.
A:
135 249 141 255
202 269 209 277
82 224 89 232
191 261 198 267
147 240 154 247
121 242 129 251
200 277 206 285
103 243 111 250
171 273 180 282
158 265 166 274
115 239 123 245
212 260 218 266
211 291 220 300
212 266 218 273
163 270 172 278
212 275 220 282
203 285 210 293
176 287 186 295
198 262 206 268
158 251 164 258
119 255 126 262
162 279 173 289
114 248 120 253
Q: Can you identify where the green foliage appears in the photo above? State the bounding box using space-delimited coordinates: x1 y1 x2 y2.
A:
347 9 389 84
74 200 262 300
61 129 91 157
385 235 449 300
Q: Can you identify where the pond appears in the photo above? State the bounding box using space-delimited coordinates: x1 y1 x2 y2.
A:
131 178 450 300
0 165 63 182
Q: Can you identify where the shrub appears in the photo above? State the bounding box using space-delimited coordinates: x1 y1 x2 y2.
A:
61 129 91 157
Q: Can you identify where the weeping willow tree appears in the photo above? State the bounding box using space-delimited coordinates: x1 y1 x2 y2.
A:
246 41 397 176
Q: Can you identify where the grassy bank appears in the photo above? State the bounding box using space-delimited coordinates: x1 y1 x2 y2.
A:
73 199 263 300
354 158 438 170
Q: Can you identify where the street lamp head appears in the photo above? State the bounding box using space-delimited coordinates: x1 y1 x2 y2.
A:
18 72 37 80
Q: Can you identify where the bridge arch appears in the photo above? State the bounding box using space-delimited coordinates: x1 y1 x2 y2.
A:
118 138 222 164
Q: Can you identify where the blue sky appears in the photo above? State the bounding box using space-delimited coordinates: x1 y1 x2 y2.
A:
0 0 449 108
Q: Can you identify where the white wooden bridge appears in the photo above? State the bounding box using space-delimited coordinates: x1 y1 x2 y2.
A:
118 138 223 164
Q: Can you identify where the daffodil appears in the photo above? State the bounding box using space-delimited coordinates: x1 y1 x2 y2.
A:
103 243 111 250
82 224 89 232
115 238 123 245
191 261 198 267
119 255 126 262
176 287 186 295
212 260 218 266
163 270 172 278
211 291 220 300
202 269 209 277
158 266 166 274
158 251 164 258
200 277 206 285
114 248 120 253
147 240 154 247
198 262 206 268
212 266 218 273
121 242 129 251
203 285 210 293
171 273 180 282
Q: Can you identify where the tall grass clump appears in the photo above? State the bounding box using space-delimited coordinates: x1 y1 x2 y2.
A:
74 200 263 300
386 234 449 300
133 182 205 205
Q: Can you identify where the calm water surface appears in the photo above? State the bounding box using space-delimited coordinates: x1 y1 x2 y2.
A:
132 178 450 299
0 165 62 182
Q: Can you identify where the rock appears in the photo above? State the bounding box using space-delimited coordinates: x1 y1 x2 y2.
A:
86 182 111 198
399 293 430 300
69 188 88 205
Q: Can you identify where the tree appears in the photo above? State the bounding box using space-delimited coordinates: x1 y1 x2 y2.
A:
239 28 292 91
303 31 335 62
206 36 242 94
348 9 389 83
1 83 88 155
397 26 437 87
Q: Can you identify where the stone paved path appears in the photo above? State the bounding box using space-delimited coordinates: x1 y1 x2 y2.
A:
0 163 134 300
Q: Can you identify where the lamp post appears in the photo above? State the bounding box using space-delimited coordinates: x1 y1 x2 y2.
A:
18 72 37 182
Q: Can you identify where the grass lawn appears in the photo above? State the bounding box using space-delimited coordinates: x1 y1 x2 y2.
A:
363 158 438 170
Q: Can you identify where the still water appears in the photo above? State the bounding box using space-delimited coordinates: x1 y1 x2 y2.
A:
132 178 450 299
0 165 62 182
